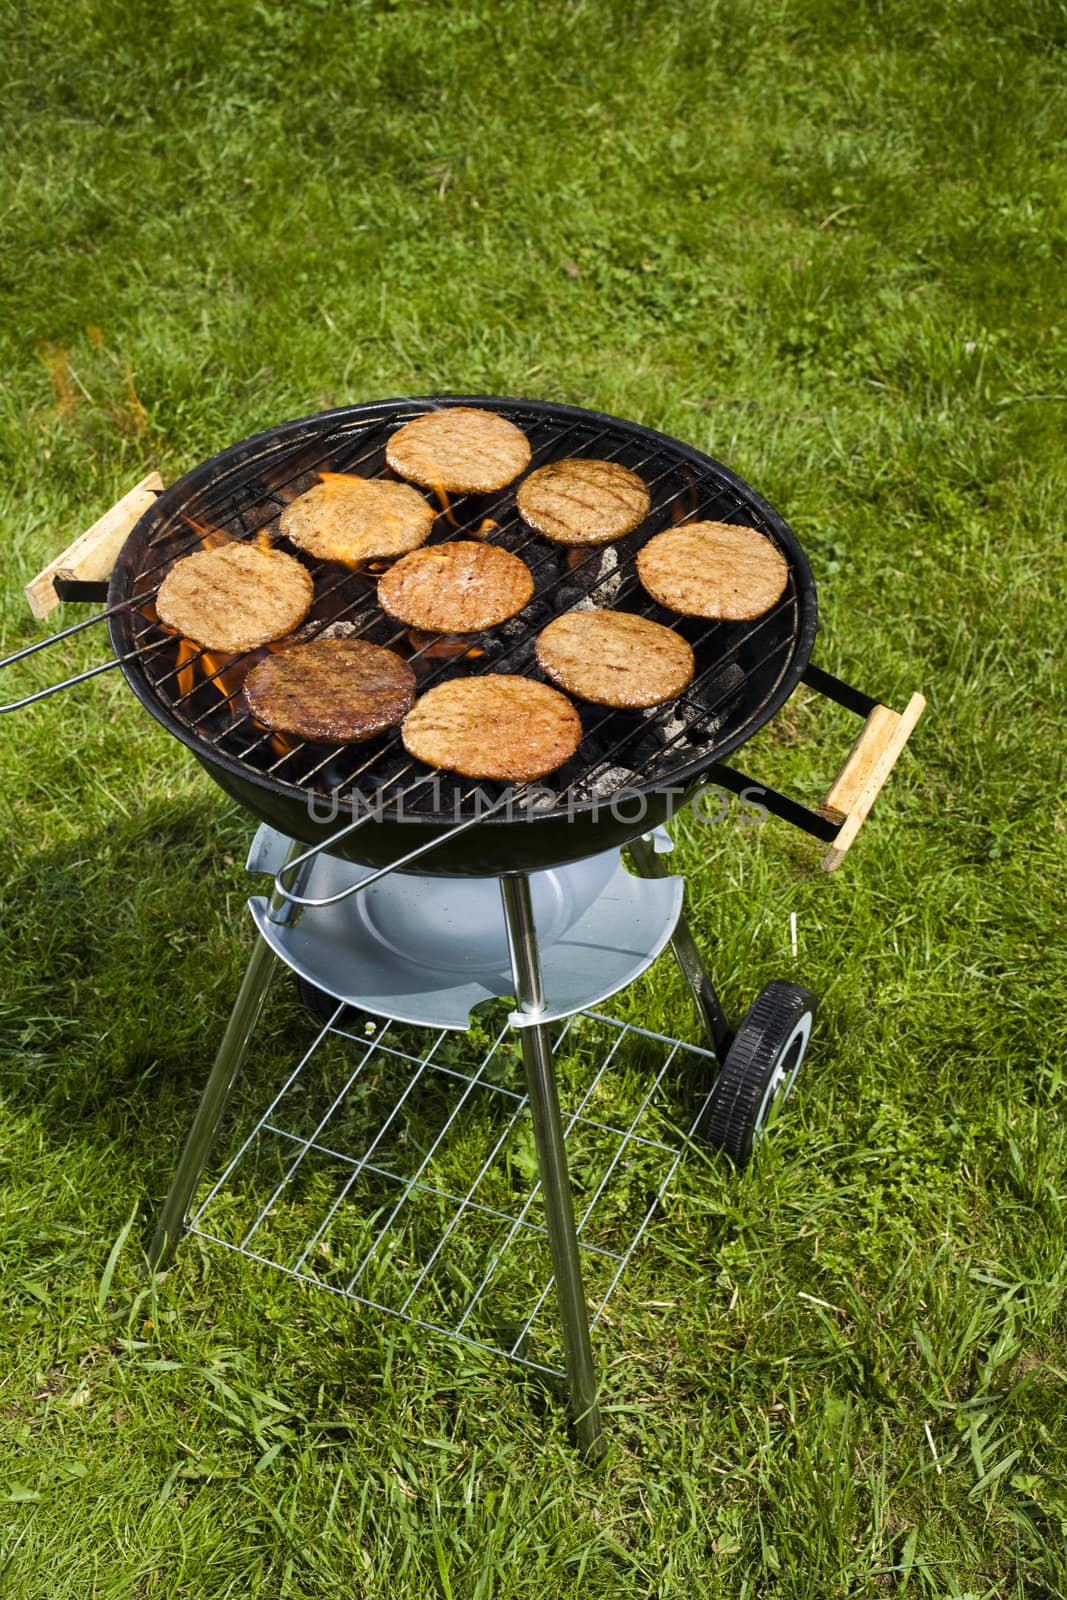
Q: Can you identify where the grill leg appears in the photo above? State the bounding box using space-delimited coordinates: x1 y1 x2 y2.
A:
147 932 279 1271
500 873 605 1463
628 833 733 1058
147 839 311 1272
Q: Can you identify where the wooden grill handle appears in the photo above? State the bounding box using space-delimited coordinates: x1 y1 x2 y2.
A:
25 470 165 619
818 692 926 871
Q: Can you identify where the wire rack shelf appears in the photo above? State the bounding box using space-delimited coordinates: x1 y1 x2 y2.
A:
188 1002 719 1378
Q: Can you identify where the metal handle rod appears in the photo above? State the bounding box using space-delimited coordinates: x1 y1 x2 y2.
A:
500 873 605 1463
269 792 512 914
0 637 171 714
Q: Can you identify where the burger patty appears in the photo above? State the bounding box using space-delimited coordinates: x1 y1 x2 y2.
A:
402 675 582 781
377 541 534 633
535 608 695 709
156 542 314 653
636 520 789 620
516 458 650 545
279 475 434 563
243 639 416 743
386 408 531 493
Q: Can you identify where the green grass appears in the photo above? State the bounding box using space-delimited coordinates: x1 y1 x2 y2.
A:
1 0 1066 1594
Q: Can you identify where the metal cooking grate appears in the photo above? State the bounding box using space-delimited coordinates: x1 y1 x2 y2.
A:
188 1003 719 1376
109 399 813 824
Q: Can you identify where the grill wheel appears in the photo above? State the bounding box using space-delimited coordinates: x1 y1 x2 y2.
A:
700 981 817 1166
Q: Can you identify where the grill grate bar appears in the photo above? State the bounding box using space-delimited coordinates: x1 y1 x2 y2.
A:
146 434 709 781
274 476 753 804
143 409 614 567
188 1002 352 1230
188 1005 723 1378
327 1021 679 1153
111 398 813 827
269 597 790 831
262 1124 623 1261
303 1019 513 1291
130 417 643 760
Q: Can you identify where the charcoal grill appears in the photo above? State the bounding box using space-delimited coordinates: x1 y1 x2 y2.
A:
1 396 924 1458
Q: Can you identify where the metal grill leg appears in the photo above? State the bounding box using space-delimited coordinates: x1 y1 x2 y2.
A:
148 932 279 1271
500 873 605 1462
628 833 733 1058
148 839 311 1272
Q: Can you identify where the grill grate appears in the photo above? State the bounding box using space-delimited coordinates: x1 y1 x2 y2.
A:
108 399 815 825
188 1002 719 1376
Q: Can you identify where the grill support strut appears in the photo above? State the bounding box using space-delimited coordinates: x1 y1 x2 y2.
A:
147 839 309 1271
628 833 734 1058
500 872 605 1462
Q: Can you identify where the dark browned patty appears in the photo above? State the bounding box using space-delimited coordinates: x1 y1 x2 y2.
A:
636 520 789 620
156 542 314 653
243 639 416 743
376 541 534 633
402 675 582 781
386 408 531 493
536 609 695 709
279 475 434 563
516 458 650 545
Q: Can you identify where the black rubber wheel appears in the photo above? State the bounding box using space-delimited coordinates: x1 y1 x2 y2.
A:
700 980 817 1166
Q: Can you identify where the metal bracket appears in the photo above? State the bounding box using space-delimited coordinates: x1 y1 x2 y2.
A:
713 662 926 870
51 575 112 605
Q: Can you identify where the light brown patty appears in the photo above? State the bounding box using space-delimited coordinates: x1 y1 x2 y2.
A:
402 675 582 781
516 458 650 545
156 542 314 653
386 408 531 493
278 475 434 563
376 541 534 633
636 521 789 620
243 639 416 743
536 609 695 709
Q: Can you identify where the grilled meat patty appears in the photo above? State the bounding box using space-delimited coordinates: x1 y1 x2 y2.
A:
156 542 313 653
516 458 650 545
636 520 789 620
536 608 694 709
402 674 582 781
243 639 416 743
377 540 534 633
386 408 531 493
279 475 434 563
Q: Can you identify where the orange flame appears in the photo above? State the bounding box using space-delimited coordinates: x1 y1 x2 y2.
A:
430 484 459 528
315 471 360 489
180 513 231 551
175 638 197 699
200 649 248 705
268 730 299 758
408 629 484 662
472 517 498 540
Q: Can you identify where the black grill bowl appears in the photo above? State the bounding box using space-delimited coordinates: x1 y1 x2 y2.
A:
108 397 817 875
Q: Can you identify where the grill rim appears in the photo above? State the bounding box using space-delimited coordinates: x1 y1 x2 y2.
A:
107 395 818 831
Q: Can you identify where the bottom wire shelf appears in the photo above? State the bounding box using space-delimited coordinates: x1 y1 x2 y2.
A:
189 1005 719 1379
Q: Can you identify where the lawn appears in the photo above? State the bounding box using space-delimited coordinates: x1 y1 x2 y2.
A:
1 0 1066 1595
